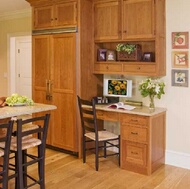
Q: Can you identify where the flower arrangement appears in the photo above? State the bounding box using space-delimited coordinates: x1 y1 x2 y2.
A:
116 44 136 54
139 78 165 108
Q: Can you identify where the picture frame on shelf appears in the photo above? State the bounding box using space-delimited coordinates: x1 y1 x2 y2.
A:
172 51 189 68
106 50 116 61
142 52 154 62
171 69 189 87
172 32 189 49
97 49 107 61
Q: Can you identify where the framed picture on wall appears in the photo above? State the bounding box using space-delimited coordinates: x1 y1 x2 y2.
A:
171 69 189 87
172 32 189 49
172 51 189 68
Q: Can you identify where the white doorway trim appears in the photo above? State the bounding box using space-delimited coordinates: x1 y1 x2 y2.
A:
7 32 31 96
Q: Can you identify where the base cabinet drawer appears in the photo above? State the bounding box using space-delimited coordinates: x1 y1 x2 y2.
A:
121 125 148 143
96 110 119 122
121 140 147 168
120 114 149 127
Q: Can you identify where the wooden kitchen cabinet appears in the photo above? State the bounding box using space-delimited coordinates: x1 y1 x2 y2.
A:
94 0 120 40
122 0 154 39
32 33 77 151
120 112 166 175
27 0 103 155
94 0 154 41
93 0 166 76
32 0 77 30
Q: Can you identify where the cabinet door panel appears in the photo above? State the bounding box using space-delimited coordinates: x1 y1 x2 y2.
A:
94 1 120 40
51 33 77 151
32 35 50 100
33 6 54 29
123 0 154 39
55 2 77 27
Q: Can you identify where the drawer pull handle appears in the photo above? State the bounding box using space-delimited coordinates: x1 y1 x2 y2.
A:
131 151 138 155
131 119 138 122
131 132 138 135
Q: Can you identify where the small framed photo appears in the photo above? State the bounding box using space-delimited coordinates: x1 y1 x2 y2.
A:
142 52 154 62
172 51 189 68
97 49 107 61
172 32 189 49
106 50 116 61
172 69 189 87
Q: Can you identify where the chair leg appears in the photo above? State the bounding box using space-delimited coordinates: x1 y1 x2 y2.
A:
22 150 27 187
83 136 86 163
38 145 45 189
118 136 120 166
95 140 99 171
104 141 106 158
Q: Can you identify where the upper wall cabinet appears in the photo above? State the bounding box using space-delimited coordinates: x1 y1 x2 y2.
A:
122 0 154 39
32 1 77 30
94 0 154 41
94 1 120 40
93 0 166 76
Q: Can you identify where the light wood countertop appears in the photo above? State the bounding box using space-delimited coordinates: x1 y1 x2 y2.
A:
95 104 167 116
0 103 57 119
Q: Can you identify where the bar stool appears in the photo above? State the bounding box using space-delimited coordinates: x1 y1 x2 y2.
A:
0 120 14 189
10 114 50 189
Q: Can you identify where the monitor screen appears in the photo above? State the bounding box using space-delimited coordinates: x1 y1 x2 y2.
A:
103 79 132 98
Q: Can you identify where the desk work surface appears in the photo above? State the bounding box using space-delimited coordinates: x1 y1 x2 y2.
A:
96 104 167 116
0 103 57 119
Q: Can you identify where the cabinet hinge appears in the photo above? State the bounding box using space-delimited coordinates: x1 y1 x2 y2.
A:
18 49 20 53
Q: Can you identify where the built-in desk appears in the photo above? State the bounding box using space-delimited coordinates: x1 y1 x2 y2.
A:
95 105 166 175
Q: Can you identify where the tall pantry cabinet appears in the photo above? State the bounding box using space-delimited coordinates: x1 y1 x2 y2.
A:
26 0 102 153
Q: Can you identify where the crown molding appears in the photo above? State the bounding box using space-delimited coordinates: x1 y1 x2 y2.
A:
0 8 31 21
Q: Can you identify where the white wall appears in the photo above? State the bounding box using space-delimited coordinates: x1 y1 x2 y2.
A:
164 0 190 169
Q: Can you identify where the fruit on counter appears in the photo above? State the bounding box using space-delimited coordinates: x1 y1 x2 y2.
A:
5 93 34 106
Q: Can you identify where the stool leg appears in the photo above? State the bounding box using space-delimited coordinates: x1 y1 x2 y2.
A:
38 145 45 189
22 150 27 187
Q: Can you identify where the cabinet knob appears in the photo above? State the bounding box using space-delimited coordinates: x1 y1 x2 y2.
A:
55 18 58 20
123 30 127 33
106 66 109 70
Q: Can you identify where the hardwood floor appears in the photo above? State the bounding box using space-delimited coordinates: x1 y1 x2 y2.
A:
8 148 190 189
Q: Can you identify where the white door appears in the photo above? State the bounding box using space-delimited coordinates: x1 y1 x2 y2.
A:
15 36 32 98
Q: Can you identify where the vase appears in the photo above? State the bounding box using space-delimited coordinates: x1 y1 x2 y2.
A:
149 95 155 109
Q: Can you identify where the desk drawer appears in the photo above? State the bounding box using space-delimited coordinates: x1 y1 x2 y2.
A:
96 110 119 122
121 125 148 143
122 141 147 167
120 114 149 127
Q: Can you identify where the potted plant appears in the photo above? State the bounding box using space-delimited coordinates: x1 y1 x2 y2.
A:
116 43 142 61
116 44 136 54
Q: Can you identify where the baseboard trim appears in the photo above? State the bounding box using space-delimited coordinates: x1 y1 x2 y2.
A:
166 150 190 169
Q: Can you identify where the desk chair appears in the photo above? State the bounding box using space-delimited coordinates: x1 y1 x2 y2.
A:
10 114 50 189
77 96 120 171
0 120 14 189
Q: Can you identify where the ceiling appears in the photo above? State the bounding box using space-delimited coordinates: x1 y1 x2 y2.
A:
0 0 30 14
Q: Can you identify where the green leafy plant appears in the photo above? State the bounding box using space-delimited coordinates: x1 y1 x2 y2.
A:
138 78 165 99
116 44 136 54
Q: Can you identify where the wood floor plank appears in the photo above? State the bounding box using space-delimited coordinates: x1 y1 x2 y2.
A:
8 148 190 189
